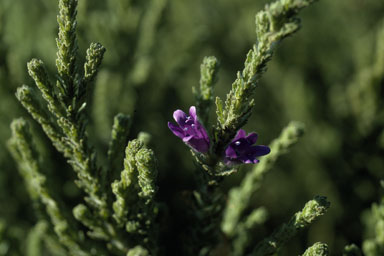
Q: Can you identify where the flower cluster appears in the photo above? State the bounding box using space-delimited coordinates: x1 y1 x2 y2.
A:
168 106 270 165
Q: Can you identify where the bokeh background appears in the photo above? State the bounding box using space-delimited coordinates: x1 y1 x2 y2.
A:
0 0 383 255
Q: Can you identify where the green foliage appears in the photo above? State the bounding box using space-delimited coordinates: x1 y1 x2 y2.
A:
231 207 268 256
1 0 384 255
8 119 88 256
343 244 362 256
251 196 330 256
193 56 220 126
9 0 159 255
212 0 316 159
302 242 329 256
112 139 158 242
362 186 384 256
105 113 131 188
190 0 315 179
344 23 384 134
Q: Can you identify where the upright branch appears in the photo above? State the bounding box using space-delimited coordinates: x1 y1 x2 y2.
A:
251 196 330 256
193 56 220 127
15 84 66 154
81 42 106 103
27 59 64 118
213 0 317 157
17 0 107 210
112 139 159 253
8 119 92 256
56 0 79 102
10 0 155 254
105 113 132 191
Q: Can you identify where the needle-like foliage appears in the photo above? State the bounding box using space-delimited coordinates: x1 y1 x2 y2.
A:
5 0 384 255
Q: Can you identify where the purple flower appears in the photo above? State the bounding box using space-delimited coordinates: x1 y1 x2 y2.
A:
224 129 270 165
168 106 210 153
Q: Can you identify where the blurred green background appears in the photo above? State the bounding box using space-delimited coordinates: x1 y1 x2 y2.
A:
0 0 383 255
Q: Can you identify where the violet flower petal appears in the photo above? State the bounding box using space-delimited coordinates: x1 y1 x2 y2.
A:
168 122 185 138
225 146 237 159
182 135 195 142
168 106 210 153
188 137 209 153
189 106 197 120
224 129 270 165
251 145 271 156
173 110 188 126
245 133 258 144
234 129 247 140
